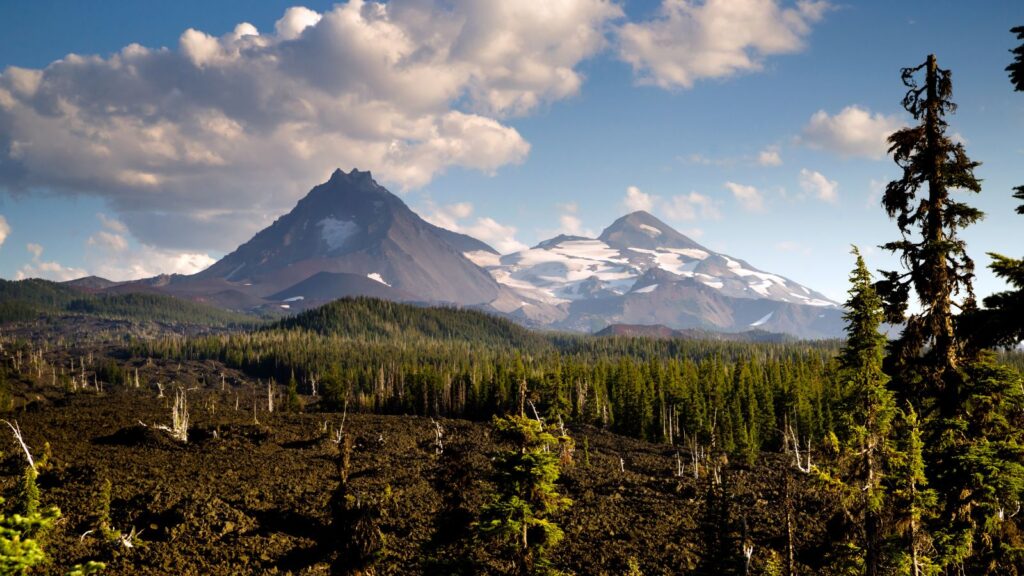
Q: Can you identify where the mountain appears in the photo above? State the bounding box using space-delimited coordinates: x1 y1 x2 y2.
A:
478 211 844 338
594 323 795 343
179 169 502 308
60 170 843 338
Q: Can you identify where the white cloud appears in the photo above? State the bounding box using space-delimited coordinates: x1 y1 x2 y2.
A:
84 214 215 280
558 214 589 236
85 245 216 280
16 243 87 281
421 201 475 231
724 181 765 211
420 200 527 254
0 1 621 252
757 146 782 166
799 168 838 203
624 185 655 212
87 230 128 252
801 105 905 158
663 192 721 221
0 215 9 248
462 217 528 254
619 0 830 89
97 213 128 233
557 202 579 214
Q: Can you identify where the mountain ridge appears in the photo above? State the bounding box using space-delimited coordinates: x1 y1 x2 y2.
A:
53 169 844 338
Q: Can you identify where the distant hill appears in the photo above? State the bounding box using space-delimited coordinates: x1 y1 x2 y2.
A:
272 296 551 350
0 279 261 327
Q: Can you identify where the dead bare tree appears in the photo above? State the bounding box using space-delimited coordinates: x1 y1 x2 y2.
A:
431 418 444 455
2 419 36 471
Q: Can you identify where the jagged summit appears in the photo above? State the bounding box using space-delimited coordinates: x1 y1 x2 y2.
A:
187 169 501 305
598 210 707 251
485 209 842 338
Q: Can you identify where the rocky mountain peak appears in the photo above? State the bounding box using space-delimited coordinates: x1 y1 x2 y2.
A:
598 210 707 251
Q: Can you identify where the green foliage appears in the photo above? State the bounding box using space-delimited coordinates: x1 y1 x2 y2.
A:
888 405 939 576
477 415 572 575
831 248 897 575
286 371 301 413
0 489 61 575
275 296 550 350
877 54 1024 573
15 468 39 518
96 478 115 541
0 278 261 327
66 561 107 576
147 298 842 454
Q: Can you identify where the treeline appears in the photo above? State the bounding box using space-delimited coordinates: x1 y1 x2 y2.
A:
0 279 261 327
139 301 843 463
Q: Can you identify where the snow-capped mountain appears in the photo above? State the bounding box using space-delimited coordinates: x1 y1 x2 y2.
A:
477 211 844 338
84 170 843 338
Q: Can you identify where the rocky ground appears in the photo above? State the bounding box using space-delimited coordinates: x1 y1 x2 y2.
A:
0 321 840 575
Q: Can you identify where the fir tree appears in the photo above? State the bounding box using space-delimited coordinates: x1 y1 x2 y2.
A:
836 247 896 576
879 54 1024 572
888 404 938 576
876 54 983 409
477 414 572 575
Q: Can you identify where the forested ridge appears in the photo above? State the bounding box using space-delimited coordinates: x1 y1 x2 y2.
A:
0 279 262 327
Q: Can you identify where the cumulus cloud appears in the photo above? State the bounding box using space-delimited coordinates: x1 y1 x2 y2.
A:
556 202 596 237
558 214 592 236
757 146 782 166
0 1 621 252
624 186 655 212
663 192 721 221
80 214 216 279
799 168 838 203
462 217 529 254
0 215 9 248
619 0 830 89
625 185 722 223
724 181 765 211
801 105 905 158
16 243 87 281
420 201 527 254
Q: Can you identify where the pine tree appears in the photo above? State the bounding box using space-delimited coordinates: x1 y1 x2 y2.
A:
836 247 896 576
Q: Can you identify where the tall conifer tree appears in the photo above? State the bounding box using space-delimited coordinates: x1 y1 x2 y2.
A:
837 247 895 576
879 53 1024 573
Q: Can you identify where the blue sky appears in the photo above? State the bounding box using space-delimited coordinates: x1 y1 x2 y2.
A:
0 0 1022 302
